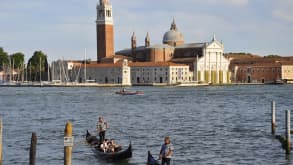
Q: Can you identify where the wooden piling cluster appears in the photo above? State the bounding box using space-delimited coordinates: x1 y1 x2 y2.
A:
271 101 276 135
286 110 291 154
0 120 74 164
29 132 37 165
64 121 73 165
0 119 2 165
271 101 292 154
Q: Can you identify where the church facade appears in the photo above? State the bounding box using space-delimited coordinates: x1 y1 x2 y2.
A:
66 0 231 85
116 19 230 84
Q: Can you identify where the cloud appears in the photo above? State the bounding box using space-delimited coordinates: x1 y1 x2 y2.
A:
273 0 293 22
0 0 47 10
273 10 293 22
206 0 249 7
0 0 293 61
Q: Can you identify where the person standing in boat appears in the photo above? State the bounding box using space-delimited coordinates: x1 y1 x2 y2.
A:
97 116 108 144
159 136 174 165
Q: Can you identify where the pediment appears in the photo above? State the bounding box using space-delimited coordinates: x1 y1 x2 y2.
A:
206 40 223 49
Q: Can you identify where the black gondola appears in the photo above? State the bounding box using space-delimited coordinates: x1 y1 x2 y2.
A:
85 130 132 161
147 151 160 165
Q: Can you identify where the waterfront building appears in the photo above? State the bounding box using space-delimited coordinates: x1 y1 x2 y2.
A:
117 21 230 84
66 60 190 85
73 59 131 85
0 68 18 82
228 56 293 83
129 62 191 85
281 63 293 83
0 71 4 82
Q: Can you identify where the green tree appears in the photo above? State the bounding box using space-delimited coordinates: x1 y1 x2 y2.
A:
265 55 281 58
0 47 9 70
10 52 25 69
27 51 48 81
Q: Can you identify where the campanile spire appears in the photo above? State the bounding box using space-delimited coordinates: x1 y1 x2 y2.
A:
96 0 114 62
99 0 109 5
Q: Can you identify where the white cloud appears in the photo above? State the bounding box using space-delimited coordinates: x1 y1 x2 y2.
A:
273 10 293 22
0 0 47 11
206 0 249 7
273 0 293 22
1 0 293 60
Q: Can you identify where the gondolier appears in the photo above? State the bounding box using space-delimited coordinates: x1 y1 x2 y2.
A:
159 136 174 165
97 116 108 144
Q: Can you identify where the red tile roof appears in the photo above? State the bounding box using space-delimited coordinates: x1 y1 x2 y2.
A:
129 62 188 67
72 61 188 68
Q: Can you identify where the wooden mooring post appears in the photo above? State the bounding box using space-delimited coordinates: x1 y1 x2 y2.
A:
272 101 276 135
286 110 291 154
64 121 73 165
0 119 2 165
29 132 37 165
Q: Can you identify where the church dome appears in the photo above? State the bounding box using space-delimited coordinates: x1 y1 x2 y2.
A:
163 19 184 46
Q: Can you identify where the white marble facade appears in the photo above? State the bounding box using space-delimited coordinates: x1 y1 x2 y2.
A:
194 36 230 84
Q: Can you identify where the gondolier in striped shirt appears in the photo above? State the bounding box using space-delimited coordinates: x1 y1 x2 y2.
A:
159 136 174 165
97 116 108 144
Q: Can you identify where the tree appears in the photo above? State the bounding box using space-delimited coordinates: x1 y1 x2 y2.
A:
0 47 9 70
27 51 48 81
265 55 281 58
10 52 25 69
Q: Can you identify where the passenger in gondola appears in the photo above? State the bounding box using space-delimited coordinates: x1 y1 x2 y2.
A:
110 139 122 152
97 116 108 144
159 136 174 165
108 141 115 153
100 139 110 153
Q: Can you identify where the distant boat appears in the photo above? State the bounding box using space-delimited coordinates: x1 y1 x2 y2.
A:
115 88 144 95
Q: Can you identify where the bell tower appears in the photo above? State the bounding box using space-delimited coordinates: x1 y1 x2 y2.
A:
96 0 114 62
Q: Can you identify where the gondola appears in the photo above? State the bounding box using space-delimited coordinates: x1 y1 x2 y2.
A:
85 130 132 161
147 151 160 165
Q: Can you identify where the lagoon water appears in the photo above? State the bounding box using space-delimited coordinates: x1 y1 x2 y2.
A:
1 85 293 164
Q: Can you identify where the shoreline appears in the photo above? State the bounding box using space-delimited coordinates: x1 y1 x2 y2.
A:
0 82 288 88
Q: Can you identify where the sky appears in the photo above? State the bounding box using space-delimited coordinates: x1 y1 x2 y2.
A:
0 0 292 63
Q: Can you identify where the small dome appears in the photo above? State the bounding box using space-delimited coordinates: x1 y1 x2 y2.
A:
163 19 184 46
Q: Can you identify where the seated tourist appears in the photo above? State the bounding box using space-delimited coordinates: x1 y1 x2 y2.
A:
100 139 109 152
110 139 122 152
108 142 115 153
